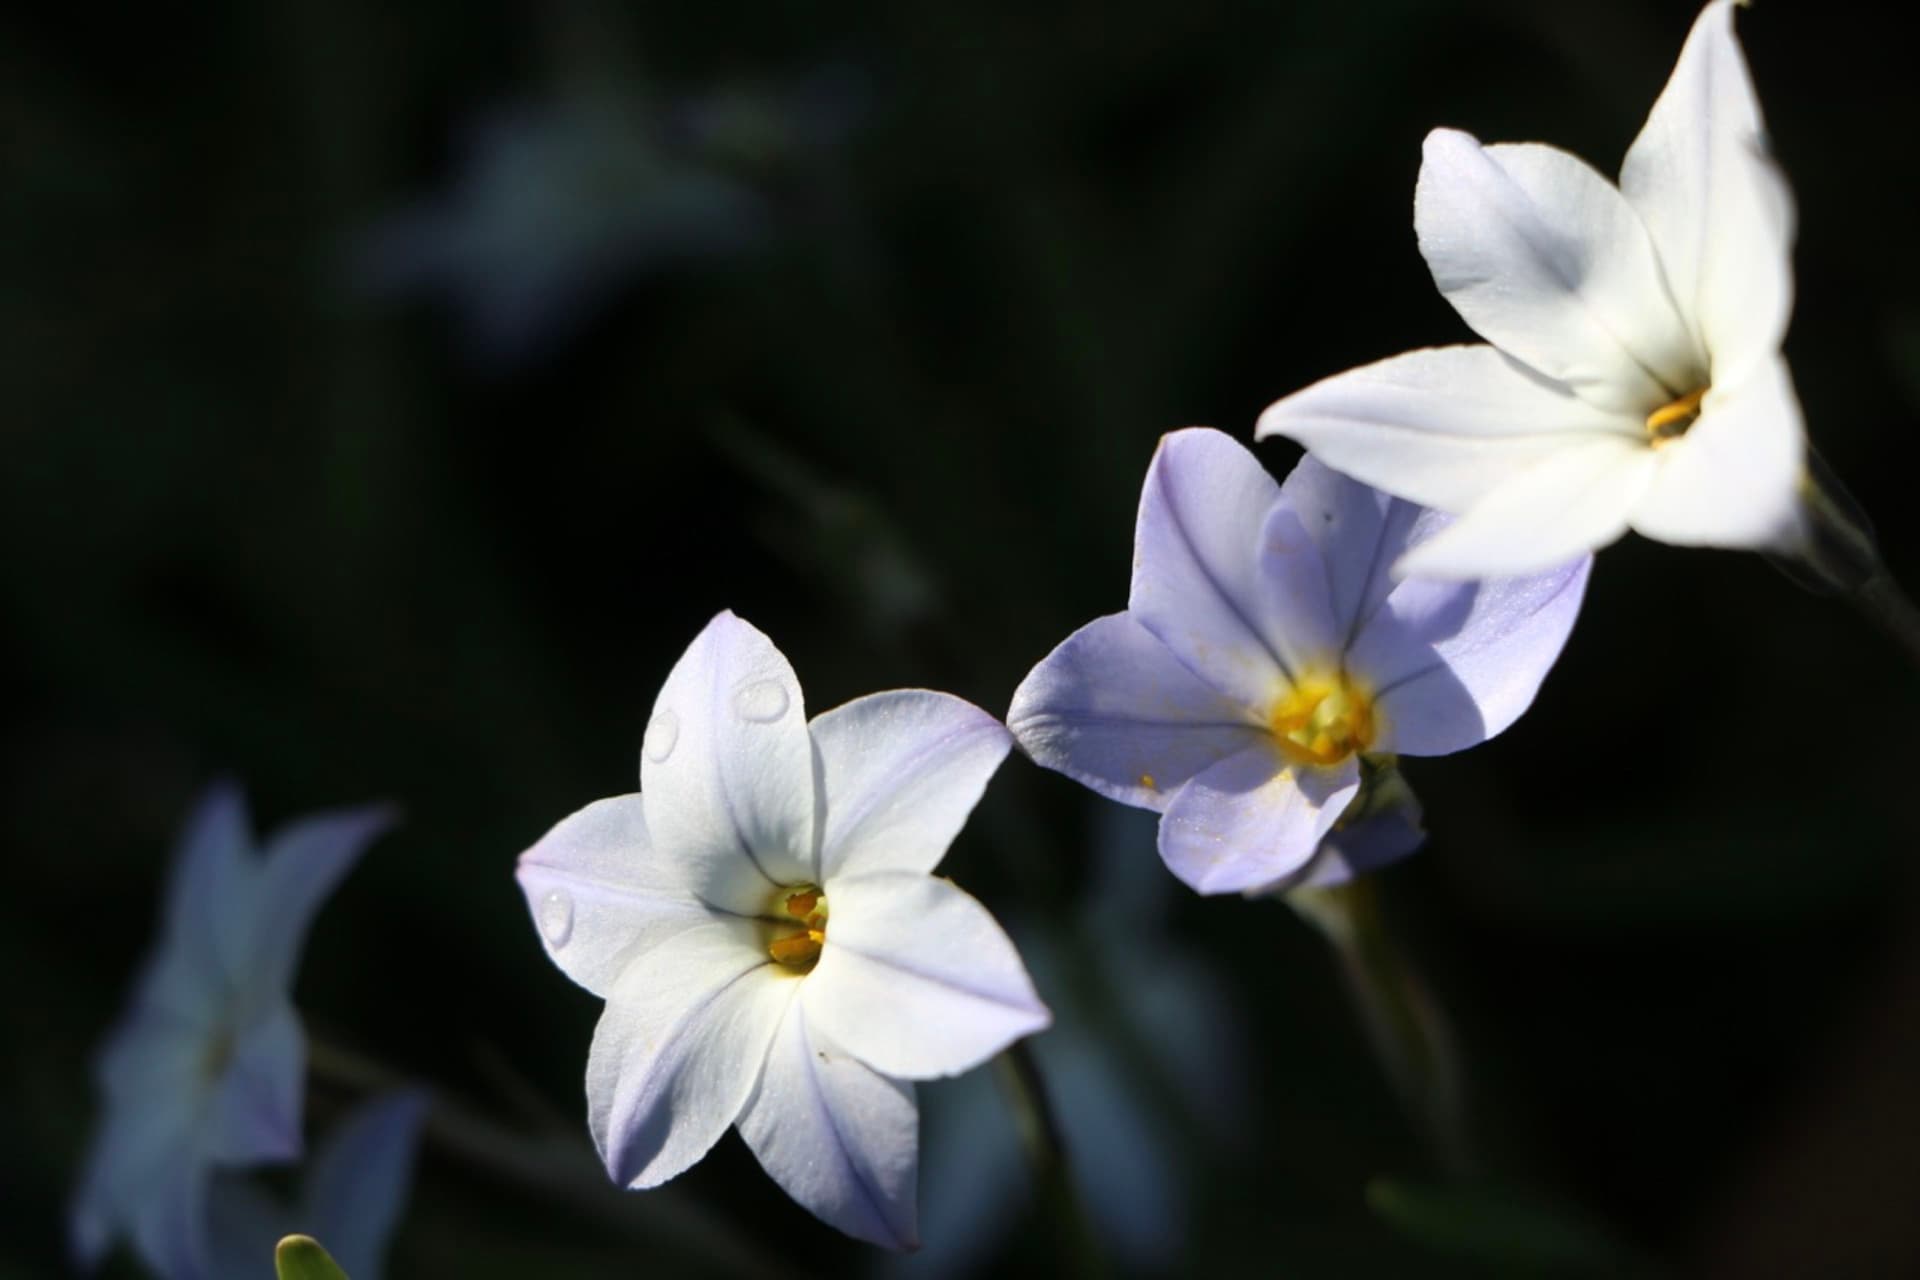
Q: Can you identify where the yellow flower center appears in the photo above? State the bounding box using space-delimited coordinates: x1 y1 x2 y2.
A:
766 885 828 972
1645 386 1707 447
1268 671 1376 768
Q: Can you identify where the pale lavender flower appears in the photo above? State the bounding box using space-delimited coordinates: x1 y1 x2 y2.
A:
205 1092 428 1280
1008 428 1587 895
516 611 1048 1249
71 783 394 1279
1258 1 1803 578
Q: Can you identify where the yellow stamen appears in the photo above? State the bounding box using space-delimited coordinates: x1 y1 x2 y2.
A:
1645 386 1707 445
767 884 829 971
1268 671 1376 768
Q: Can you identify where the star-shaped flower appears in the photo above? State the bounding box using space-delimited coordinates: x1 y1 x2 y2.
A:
1008 429 1587 894
71 783 395 1280
515 611 1049 1250
1257 0 1802 578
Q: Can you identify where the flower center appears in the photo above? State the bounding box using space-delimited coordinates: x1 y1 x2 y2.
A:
1268 671 1375 768
766 885 828 972
1645 386 1707 447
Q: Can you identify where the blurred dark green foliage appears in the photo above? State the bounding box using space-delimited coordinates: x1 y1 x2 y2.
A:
7 1 1920 1276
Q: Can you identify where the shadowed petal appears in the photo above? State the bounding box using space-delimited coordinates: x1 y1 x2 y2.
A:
1292 804 1428 892
208 1002 304 1165
1620 0 1794 387
304 1092 430 1280
129 1147 212 1280
1157 747 1359 895
1416 131 1701 412
1354 550 1591 757
811 690 1012 882
805 872 1049 1080
163 781 257 1001
642 612 817 912
515 795 715 997
588 920 795 1189
1630 355 1804 550
249 803 396 1002
1008 613 1264 812
1275 454 1422 644
1393 436 1657 579
1128 429 1292 708
738 1001 919 1250
1256 346 1639 514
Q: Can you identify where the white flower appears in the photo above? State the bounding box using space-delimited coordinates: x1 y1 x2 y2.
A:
70 783 394 1280
515 611 1049 1249
1257 0 1803 578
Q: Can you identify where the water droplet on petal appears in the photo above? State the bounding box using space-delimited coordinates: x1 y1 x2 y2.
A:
643 710 680 763
734 678 790 723
539 890 574 946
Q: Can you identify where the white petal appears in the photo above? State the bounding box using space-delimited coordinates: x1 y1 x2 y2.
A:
248 801 395 1002
804 872 1049 1080
515 795 715 997
737 1000 920 1250
1354 552 1591 756
1393 436 1659 579
1256 345 1641 513
1007 612 1264 812
587 920 794 1189
810 690 1012 882
1620 0 1794 385
1127 428 1291 709
1630 359 1805 551
1416 130 1702 412
208 1001 305 1165
1156 746 1358 895
641 612 817 913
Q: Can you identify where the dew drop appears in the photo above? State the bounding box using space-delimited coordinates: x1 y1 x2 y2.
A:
538 889 575 947
643 710 680 763
734 678 790 723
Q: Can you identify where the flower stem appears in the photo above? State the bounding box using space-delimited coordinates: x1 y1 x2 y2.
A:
1771 454 1920 673
306 1039 788 1279
1289 878 1473 1178
993 1042 1110 1279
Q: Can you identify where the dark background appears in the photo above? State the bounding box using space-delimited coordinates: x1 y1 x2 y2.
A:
8 1 1920 1275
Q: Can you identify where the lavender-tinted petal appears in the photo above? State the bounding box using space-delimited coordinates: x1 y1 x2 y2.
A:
1354 548 1591 757
810 690 1011 882
207 1002 304 1165
737 1000 919 1250
129 1143 212 1280
1008 613 1264 812
1275 454 1427 644
641 612 816 912
1157 748 1359 895
1256 503 1344 674
203 1176 283 1280
804 872 1049 1080
249 802 395 1001
303 1091 430 1280
587 920 794 1189
163 780 257 998
514 795 715 998
1292 805 1429 892
1128 429 1291 708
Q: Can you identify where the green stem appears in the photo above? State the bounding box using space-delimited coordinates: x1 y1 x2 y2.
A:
306 1040 788 1279
1290 879 1473 1178
993 1043 1110 1280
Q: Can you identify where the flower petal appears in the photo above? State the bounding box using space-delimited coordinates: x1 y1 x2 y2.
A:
737 1000 919 1250
1416 130 1702 412
515 794 715 998
811 690 1012 882
162 780 258 1000
129 1145 212 1280
248 801 395 1001
1629 355 1805 550
1256 345 1641 513
1620 0 1794 387
587 920 794 1189
1157 746 1359 895
1292 804 1428 892
1128 428 1292 708
70 1043 201 1269
303 1091 430 1280
1392 436 1658 579
1007 612 1264 812
208 1001 305 1165
1352 548 1591 756
1274 454 1426 645
804 871 1049 1080
641 611 816 913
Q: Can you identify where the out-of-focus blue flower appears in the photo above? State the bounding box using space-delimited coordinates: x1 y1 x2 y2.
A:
515 611 1048 1249
1009 428 1587 895
70 783 394 1280
206 1091 428 1280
